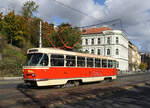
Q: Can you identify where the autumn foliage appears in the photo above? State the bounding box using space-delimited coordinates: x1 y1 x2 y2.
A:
0 0 81 52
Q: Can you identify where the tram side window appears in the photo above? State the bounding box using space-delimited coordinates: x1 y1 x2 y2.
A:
39 54 49 66
51 54 64 66
117 61 119 68
66 55 76 67
77 57 85 67
108 60 113 68
87 58 93 67
102 59 107 68
113 61 117 68
95 58 101 67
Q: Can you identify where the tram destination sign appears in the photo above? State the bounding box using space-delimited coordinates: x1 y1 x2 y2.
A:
28 49 38 53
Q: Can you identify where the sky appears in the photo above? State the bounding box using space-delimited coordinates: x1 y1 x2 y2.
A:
0 0 150 52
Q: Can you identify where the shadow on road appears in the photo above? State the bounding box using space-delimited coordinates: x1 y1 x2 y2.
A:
16 82 150 108
17 84 49 108
59 85 150 108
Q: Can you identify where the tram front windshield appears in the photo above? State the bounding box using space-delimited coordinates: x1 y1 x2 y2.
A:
25 53 48 66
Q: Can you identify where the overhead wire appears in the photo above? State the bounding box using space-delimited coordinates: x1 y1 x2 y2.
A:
52 0 103 22
36 0 123 31
52 0 122 29
39 0 128 48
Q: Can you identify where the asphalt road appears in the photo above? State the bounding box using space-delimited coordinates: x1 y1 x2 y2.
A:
0 80 39 108
57 84 150 108
0 80 23 89
0 77 150 108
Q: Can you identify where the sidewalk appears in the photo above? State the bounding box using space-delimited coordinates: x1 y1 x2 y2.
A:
0 77 22 80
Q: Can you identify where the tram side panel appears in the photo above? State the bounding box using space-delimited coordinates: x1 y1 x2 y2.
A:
23 67 117 86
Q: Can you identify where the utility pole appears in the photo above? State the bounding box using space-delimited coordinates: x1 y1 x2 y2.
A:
39 21 42 48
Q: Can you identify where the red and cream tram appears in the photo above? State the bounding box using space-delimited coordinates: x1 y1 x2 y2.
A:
23 48 117 87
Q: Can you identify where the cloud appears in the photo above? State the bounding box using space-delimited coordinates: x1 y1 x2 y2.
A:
37 0 150 52
36 0 105 26
0 0 150 52
103 0 150 52
0 0 26 14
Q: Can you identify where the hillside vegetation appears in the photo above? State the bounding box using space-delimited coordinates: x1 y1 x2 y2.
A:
0 0 81 77
0 37 26 76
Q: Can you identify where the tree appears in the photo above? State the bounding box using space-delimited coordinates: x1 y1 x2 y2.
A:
15 15 30 48
2 11 19 45
139 62 148 71
2 11 29 48
47 23 82 50
42 22 55 47
28 17 41 47
133 61 138 71
58 23 82 50
22 0 39 18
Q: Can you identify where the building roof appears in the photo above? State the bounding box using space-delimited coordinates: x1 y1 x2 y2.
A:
82 27 112 35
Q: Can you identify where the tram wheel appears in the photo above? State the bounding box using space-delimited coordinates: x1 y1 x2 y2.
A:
104 77 112 82
74 81 80 87
61 81 76 88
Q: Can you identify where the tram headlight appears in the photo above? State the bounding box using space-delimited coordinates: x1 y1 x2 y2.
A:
32 73 35 77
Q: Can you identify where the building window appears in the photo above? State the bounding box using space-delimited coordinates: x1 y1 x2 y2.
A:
85 49 88 53
107 49 110 55
97 49 101 55
85 39 88 45
91 49 94 54
98 38 101 44
107 37 110 44
116 37 119 44
91 39 94 45
116 49 119 55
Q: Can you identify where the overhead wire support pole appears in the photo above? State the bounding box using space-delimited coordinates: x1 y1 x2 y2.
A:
39 21 42 48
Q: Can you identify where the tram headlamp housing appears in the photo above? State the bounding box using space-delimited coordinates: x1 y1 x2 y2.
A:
32 73 35 77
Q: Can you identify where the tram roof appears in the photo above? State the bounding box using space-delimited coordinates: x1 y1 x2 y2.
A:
27 48 115 60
